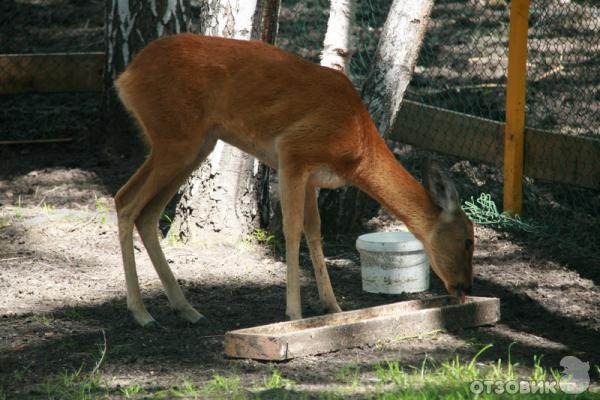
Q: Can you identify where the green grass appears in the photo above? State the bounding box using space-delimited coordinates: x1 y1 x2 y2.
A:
33 313 54 327
241 228 277 250
120 384 143 399
95 195 110 225
94 197 110 214
263 368 294 389
159 212 184 246
10 345 599 399
15 194 23 220
165 228 183 246
41 201 55 214
202 374 242 399
39 366 106 400
367 344 598 399
375 360 408 386
336 362 361 386
12 362 33 384
251 228 276 245
0 210 10 228
148 379 203 399
64 307 83 320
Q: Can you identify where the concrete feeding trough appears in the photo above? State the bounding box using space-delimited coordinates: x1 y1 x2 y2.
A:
356 231 430 294
224 296 500 361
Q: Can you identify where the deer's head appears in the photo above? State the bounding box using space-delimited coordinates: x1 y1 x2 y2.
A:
423 162 474 302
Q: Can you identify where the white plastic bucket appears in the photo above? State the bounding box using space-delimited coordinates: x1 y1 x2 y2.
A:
356 231 430 294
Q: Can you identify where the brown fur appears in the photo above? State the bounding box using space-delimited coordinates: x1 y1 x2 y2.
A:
114 34 474 326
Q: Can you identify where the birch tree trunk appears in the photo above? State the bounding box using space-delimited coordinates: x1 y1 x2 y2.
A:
319 0 434 233
103 0 192 148
361 0 434 136
320 0 355 74
172 0 281 245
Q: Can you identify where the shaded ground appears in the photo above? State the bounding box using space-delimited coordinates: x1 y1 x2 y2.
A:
0 143 598 398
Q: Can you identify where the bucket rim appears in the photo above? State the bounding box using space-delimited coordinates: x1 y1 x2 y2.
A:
356 231 425 253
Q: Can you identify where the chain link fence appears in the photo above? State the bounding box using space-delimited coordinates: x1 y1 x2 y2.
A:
278 0 599 264
1 0 598 261
403 0 600 264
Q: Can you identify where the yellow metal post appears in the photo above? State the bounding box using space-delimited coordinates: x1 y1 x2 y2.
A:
504 0 530 215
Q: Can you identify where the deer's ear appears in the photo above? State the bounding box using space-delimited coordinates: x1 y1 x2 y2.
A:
423 161 460 214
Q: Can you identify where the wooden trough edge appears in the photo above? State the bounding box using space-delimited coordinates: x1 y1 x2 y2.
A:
224 296 500 361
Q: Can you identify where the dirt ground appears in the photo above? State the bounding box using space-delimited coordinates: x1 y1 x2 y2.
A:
1 0 599 397
0 141 598 398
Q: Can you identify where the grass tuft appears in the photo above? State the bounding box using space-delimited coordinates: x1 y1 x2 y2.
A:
41 366 106 400
15 194 23 220
33 313 54 327
64 307 83 320
336 363 361 386
263 368 294 389
121 384 144 399
251 228 276 245
94 195 110 224
203 374 242 399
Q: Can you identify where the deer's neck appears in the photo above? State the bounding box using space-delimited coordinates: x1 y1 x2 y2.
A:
351 140 440 242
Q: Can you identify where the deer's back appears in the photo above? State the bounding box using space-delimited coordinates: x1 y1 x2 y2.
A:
116 34 375 174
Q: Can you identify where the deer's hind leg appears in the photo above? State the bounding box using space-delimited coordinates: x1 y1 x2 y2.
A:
135 137 217 324
115 158 157 327
115 131 215 327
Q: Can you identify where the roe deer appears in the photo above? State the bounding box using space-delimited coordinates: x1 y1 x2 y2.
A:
114 34 474 327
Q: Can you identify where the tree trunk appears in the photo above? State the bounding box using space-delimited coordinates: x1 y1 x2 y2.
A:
318 0 434 233
254 0 283 233
361 0 434 136
320 0 355 74
254 0 282 44
172 0 281 245
103 0 192 150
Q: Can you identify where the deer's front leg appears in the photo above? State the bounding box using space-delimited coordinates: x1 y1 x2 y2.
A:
303 186 342 314
278 168 308 320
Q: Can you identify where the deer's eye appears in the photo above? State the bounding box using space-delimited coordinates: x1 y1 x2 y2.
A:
465 239 473 251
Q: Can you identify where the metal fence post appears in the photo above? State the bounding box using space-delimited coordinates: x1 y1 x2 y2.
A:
503 0 530 215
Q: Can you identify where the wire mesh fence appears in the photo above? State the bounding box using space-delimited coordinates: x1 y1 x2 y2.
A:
1 0 598 260
401 0 600 263
527 1 600 137
278 0 599 262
